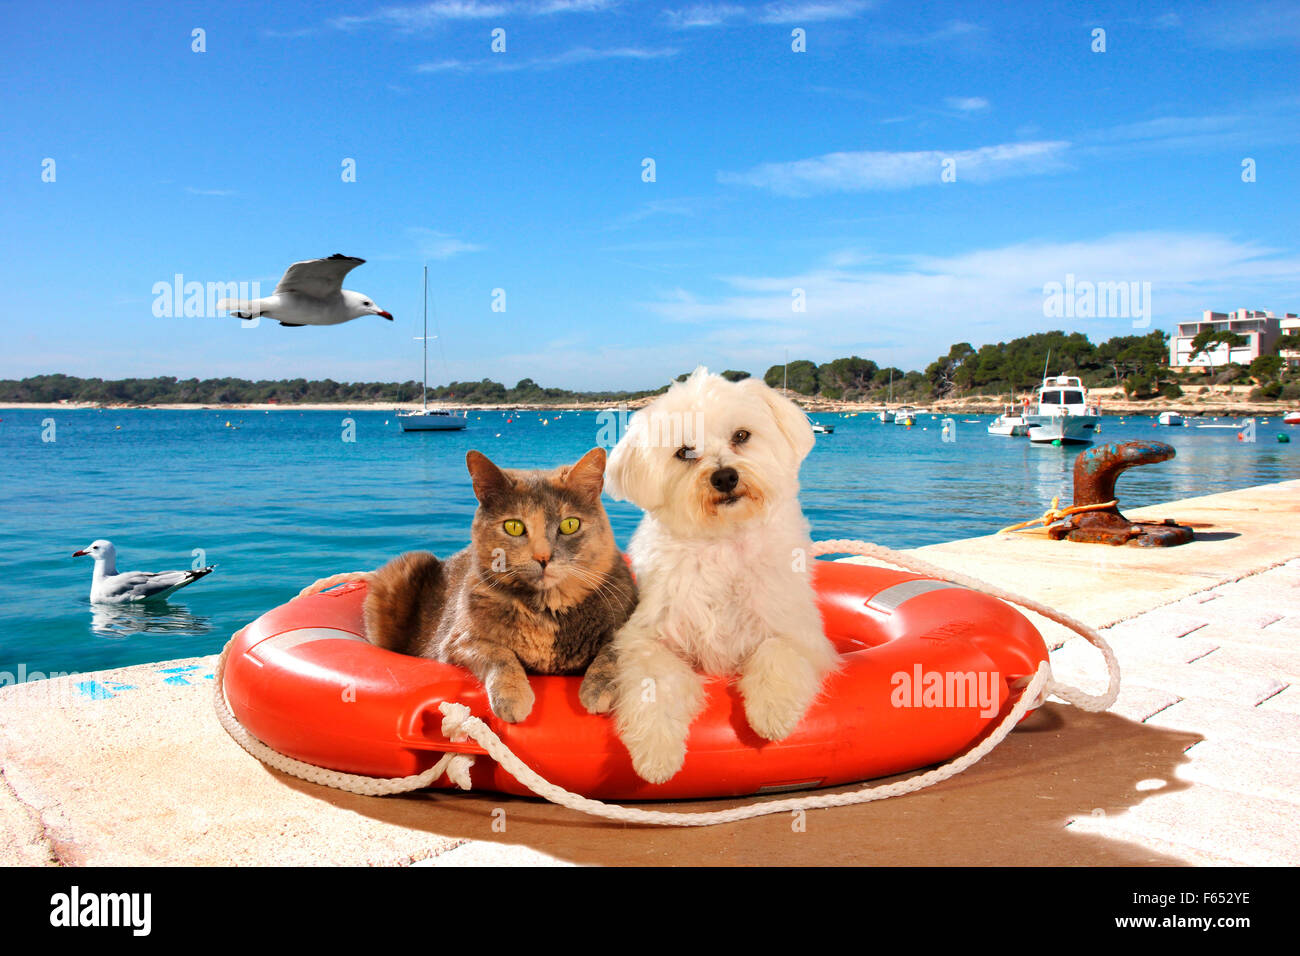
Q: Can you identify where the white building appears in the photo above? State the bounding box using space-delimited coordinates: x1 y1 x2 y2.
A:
1282 314 1300 368
1169 309 1291 369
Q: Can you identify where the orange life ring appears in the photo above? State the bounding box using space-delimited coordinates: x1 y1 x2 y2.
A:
221 560 1048 800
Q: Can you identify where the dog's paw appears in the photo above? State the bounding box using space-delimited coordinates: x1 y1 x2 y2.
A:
486 672 535 723
739 639 818 741
579 669 615 715
627 735 687 784
742 693 806 742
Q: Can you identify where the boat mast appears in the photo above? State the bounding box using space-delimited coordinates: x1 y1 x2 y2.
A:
422 264 428 414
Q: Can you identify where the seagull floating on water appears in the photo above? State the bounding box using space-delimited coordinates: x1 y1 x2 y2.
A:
73 540 215 604
217 254 393 327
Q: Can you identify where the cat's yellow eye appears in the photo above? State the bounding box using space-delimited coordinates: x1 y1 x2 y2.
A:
559 517 581 535
503 519 526 537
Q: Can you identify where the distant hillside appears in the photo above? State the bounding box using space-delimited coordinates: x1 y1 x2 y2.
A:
5 327 1290 406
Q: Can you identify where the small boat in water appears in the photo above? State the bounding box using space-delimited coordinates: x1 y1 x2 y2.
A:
1025 375 1097 444
988 404 1031 437
893 405 918 426
400 408 469 431
1285 411 1300 426
1157 411 1184 427
810 418 835 434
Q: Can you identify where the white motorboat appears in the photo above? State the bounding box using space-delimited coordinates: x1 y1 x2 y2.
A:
1157 411 1184 426
399 266 468 433
988 404 1031 437
809 418 835 434
1284 411 1300 426
1025 375 1097 444
893 404 918 426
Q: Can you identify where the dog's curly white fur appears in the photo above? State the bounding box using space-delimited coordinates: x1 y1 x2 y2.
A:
581 368 839 783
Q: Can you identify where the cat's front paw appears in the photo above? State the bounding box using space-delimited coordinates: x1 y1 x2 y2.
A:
486 671 535 723
579 667 616 715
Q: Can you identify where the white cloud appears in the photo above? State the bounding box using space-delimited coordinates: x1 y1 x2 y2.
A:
663 3 745 28
664 1 872 28
407 227 485 259
333 1 509 30
1177 1 1300 49
639 232 1300 372
605 196 715 229
756 2 874 23
416 45 677 72
718 140 1070 196
865 19 983 45
332 0 617 31
945 96 989 112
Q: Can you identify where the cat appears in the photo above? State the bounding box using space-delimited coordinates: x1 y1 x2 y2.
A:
362 447 637 723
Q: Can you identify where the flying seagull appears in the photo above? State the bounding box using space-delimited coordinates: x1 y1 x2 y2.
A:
73 539 215 604
217 254 393 327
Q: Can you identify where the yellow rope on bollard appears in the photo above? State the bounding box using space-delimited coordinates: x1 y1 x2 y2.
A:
998 496 1118 535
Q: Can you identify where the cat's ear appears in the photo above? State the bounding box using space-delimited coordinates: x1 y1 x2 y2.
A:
561 447 606 503
466 450 511 506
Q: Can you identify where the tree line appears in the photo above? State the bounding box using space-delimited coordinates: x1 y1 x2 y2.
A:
5 328 1293 406
758 331 1172 401
0 373 660 406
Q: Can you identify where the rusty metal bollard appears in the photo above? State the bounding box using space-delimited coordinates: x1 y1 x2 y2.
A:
1047 440 1195 547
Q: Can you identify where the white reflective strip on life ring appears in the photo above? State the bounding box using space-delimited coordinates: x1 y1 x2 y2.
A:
868 579 964 613
249 627 369 663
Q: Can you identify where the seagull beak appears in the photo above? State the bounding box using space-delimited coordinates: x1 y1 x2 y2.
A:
72 549 88 557
378 311 393 320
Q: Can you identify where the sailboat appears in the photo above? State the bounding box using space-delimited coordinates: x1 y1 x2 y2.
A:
877 368 895 422
399 266 468 432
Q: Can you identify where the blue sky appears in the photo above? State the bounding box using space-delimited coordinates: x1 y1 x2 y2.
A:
3 0 1299 391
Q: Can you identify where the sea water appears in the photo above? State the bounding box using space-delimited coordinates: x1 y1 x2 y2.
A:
1 407 1294 676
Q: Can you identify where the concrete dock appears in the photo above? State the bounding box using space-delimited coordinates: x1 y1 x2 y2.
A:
2 479 1297 866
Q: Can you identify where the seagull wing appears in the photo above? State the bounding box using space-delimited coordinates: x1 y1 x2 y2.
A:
100 567 214 603
273 254 366 299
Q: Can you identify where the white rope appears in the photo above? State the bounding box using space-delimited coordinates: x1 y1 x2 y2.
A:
810 540 1120 713
213 540 1120 824
212 640 476 795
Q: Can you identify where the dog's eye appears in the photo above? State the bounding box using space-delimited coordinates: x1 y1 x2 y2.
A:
732 429 751 444
674 446 697 461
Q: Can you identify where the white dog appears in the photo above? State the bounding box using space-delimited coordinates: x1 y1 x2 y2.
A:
579 368 839 783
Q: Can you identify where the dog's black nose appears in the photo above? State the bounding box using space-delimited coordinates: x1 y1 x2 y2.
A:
710 467 739 493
